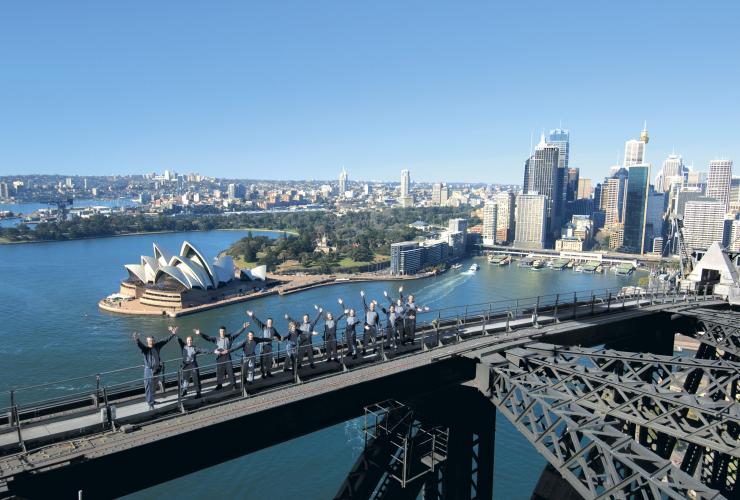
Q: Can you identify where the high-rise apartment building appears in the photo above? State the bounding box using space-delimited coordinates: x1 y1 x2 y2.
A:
706 159 733 209
338 168 348 196
482 202 498 245
400 169 411 198
0 182 8 200
494 191 515 242
601 169 628 227
431 183 449 206
514 193 547 249
621 164 651 254
730 178 740 212
683 200 727 250
566 168 579 202
523 134 561 236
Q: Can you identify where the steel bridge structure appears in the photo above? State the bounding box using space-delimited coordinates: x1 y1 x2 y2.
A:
0 285 738 499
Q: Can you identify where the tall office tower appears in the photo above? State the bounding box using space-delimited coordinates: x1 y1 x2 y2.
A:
730 178 740 212
514 193 548 249
482 202 498 245
621 164 651 254
0 182 8 200
65 177 73 189
623 122 649 167
602 168 629 227
523 134 561 235
683 200 727 250
338 168 348 196
659 154 685 192
576 178 592 199
706 159 733 209
566 168 579 202
400 169 411 197
494 191 516 242
546 128 570 220
593 183 602 208
644 190 666 251
227 183 245 200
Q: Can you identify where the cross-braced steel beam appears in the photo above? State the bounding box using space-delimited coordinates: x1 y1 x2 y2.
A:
485 354 725 499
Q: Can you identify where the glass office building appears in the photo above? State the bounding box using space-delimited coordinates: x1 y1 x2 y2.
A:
622 164 651 254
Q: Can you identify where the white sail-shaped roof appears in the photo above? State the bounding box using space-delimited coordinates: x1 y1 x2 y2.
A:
124 240 238 290
180 241 217 288
169 255 212 289
125 264 148 283
213 255 236 284
153 243 173 267
140 255 160 282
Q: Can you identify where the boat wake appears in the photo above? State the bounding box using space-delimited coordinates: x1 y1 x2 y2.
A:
423 272 474 307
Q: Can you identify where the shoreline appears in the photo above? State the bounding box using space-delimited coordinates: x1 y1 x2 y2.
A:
98 270 440 318
0 227 298 246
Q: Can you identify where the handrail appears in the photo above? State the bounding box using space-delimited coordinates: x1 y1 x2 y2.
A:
1 284 704 436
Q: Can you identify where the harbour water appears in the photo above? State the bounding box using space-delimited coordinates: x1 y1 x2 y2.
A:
0 231 638 498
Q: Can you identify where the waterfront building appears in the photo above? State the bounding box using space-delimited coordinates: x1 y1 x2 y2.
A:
621 164 651 254
683 200 726 251
421 239 448 266
609 225 624 251
576 178 592 199
445 231 465 257
623 123 649 167
645 190 666 251
0 182 9 200
555 237 584 252
482 202 498 245
338 168 348 197
390 241 420 275
602 169 628 227
227 183 246 200
571 215 593 245
523 134 561 235
513 193 547 250
494 191 515 242
120 241 266 310
706 159 733 210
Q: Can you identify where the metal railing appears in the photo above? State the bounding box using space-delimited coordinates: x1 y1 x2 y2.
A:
0 283 714 454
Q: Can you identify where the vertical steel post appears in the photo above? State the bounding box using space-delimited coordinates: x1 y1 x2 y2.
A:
514 299 519 318
573 292 578 319
607 292 612 312
553 294 560 323
241 358 248 397
95 374 101 409
533 296 540 328
177 369 185 413
590 293 595 315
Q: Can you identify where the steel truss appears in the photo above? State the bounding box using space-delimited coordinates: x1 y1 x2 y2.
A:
483 342 740 499
675 308 740 358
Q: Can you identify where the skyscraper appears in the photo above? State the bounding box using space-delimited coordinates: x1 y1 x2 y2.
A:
623 123 649 167
400 169 411 198
0 182 8 200
566 168 579 202
683 200 727 251
706 159 733 209
621 164 651 254
523 134 560 236
546 128 570 223
659 153 685 192
602 168 629 227
576 178 592 199
494 191 515 242
432 182 449 206
482 202 498 245
338 168 348 196
514 193 547 250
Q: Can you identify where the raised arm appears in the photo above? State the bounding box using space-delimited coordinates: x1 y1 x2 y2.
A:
361 291 369 312
132 332 146 352
229 322 249 340
335 310 346 322
198 329 216 344
285 314 300 326
177 337 185 348
311 307 323 329
247 311 265 330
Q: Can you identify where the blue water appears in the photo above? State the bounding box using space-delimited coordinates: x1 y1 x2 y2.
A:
0 199 138 227
0 231 638 498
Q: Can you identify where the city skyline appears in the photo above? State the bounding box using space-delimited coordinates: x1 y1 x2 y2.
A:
2 2 739 182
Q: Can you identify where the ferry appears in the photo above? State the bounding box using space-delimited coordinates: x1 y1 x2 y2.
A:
451 263 463 270
469 263 480 272
530 260 544 270
487 254 511 266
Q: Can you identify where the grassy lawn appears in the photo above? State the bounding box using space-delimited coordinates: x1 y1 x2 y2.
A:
231 255 259 269
337 254 390 269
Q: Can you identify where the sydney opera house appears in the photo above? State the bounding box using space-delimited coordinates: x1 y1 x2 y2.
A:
114 241 268 311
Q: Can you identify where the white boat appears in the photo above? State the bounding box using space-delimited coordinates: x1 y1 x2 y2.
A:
469 263 480 272
451 263 463 270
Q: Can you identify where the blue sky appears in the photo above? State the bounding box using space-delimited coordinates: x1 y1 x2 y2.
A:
1 1 738 183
